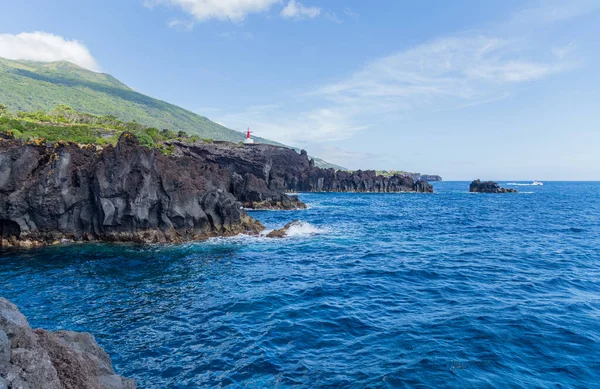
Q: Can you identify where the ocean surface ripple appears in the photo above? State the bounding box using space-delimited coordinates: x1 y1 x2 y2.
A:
1 182 600 388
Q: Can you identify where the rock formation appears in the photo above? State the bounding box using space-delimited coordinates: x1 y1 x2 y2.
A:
470 179 517 193
0 133 433 247
168 141 434 196
0 133 263 248
0 298 135 389
266 220 302 238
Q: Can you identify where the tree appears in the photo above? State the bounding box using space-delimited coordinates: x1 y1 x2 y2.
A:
0 104 8 117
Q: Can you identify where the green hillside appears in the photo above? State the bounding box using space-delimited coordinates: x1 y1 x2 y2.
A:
0 57 255 142
0 57 345 170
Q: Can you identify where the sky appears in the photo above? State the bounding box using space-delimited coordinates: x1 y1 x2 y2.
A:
1 0 599 180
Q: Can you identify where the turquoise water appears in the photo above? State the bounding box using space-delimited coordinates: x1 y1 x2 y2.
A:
1 182 600 388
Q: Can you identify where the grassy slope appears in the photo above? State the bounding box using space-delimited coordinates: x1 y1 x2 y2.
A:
0 57 345 170
0 58 252 141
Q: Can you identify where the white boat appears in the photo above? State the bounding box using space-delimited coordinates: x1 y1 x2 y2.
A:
532 180 543 186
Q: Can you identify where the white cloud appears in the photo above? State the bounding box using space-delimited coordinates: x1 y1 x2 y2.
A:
218 33 570 153
343 8 359 19
315 36 565 115
167 18 195 31
216 104 366 146
512 0 600 24
0 32 100 72
146 0 279 22
281 0 321 19
210 0 590 167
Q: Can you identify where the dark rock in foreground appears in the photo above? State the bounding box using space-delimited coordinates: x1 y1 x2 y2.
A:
0 133 263 248
0 298 135 389
470 179 517 193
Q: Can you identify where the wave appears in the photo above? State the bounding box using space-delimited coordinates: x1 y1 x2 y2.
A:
260 221 330 238
286 221 329 237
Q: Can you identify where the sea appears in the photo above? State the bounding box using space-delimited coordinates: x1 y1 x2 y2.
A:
1 181 600 388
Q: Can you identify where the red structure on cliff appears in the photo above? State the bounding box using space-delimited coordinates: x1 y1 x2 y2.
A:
244 127 254 144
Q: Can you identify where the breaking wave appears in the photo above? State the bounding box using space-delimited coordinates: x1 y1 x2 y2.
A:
285 221 329 237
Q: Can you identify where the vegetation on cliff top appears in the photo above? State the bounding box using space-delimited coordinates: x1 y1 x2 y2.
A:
0 104 209 154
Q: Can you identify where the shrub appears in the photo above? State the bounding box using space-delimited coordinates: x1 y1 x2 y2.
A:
135 132 155 148
145 127 160 141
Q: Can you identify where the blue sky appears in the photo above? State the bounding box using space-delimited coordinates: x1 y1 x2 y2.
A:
1 0 599 180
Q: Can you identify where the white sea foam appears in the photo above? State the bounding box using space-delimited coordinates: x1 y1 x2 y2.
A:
285 221 329 237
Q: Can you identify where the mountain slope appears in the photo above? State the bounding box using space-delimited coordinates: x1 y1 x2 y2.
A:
0 57 346 169
0 57 269 144
0 57 345 169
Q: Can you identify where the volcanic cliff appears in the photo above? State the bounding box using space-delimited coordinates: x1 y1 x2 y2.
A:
0 133 432 247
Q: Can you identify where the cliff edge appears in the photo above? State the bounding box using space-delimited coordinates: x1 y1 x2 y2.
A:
0 133 433 247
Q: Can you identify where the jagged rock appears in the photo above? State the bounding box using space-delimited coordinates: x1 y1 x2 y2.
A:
0 298 135 389
0 133 263 247
470 179 517 193
169 141 434 198
0 134 433 247
266 220 301 238
0 331 9 365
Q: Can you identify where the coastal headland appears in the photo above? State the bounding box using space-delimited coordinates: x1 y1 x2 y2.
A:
0 132 433 248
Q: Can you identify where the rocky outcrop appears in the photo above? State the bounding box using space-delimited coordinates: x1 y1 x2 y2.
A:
169 141 434 196
470 179 517 193
0 133 263 248
0 133 433 247
0 298 135 389
266 220 301 238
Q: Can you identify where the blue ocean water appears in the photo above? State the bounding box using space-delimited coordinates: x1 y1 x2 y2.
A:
1 181 600 388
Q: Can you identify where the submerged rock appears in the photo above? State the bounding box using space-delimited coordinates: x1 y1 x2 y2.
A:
470 179 517 193
0 298 135 389
266 220 302 238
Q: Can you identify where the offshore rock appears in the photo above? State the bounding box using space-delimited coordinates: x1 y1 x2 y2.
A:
0 133 263 247
0 297 135 389
470 179 517 193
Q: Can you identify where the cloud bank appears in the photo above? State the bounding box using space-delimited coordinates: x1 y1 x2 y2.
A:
0 32 100 72
215 1 595 170
315 35 565 116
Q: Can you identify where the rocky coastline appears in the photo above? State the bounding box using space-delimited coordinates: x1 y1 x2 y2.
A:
0 298 135 389
0 133 433 248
